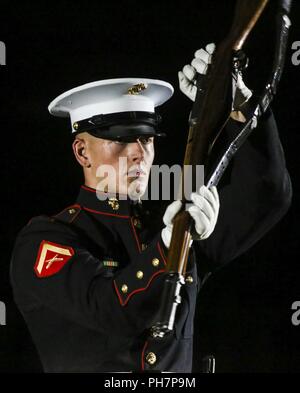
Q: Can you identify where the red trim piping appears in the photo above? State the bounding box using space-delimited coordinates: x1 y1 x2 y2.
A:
130 217 141 253
81 185 97 193
114 268 166 306
114 280 125 305
82 206 130 219
141 341 148 371
157 241 167 266
81 184 130 199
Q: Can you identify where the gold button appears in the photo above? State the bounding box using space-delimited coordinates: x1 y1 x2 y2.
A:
185 275 193 284
133 217 141 228
136 271 144 279
146 352 157 365
68 208 76 214
73 122 79 130
121 284 128 293
152 258 160 267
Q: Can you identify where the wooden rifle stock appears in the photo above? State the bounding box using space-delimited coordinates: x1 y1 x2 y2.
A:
166 0 269 275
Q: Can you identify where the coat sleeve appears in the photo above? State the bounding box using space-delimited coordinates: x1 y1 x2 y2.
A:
10 217 168 338
195 108 292 268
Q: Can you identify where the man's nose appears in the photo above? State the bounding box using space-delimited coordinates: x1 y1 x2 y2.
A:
128 141 144 163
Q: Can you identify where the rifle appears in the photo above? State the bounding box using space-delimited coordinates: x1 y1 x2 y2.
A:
150 0 292 340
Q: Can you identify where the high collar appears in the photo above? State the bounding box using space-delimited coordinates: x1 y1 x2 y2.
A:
76 185 142 217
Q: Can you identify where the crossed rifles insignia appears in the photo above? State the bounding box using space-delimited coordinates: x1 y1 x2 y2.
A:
34 241 74 278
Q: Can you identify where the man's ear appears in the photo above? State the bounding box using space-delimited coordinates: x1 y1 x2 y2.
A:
72 136 91 168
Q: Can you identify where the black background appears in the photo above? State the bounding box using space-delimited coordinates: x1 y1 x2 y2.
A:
0 0 299 373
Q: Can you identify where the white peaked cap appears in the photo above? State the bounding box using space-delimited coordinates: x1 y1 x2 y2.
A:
48 78 174 133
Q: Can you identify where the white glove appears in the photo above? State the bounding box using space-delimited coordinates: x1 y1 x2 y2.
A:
161 186 220 248
232 72 252 109
178 43 252 110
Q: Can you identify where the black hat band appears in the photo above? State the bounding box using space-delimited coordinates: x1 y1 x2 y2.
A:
73 111 162 133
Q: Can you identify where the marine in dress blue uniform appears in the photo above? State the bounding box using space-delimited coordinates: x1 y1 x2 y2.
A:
10 72 292 373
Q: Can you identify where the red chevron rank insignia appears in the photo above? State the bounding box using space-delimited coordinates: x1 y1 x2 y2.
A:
34 240 74 278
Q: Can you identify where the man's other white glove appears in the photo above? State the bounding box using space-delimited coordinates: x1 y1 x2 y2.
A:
161 186 220 249
178 43 252 109
178 43 216 102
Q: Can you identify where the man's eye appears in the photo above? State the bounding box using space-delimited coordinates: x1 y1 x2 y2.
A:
139 137 153 145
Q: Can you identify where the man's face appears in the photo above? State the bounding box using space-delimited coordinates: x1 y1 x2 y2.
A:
78 134 155 199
